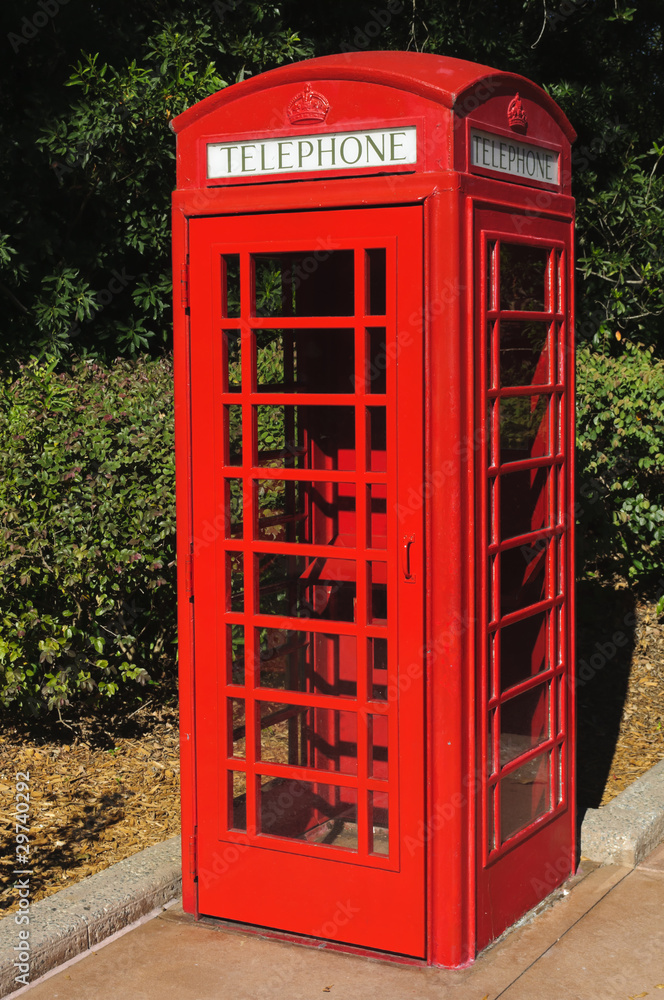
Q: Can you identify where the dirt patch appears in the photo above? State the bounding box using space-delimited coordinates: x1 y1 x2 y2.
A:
1 596 664 915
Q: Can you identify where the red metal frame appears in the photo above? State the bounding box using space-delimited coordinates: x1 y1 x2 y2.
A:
172 51 576 969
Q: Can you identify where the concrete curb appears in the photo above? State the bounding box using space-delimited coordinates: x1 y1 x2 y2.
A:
580 757 664 867
0 836 181 999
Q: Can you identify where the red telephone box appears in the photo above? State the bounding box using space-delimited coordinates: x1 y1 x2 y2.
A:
171 51 576 968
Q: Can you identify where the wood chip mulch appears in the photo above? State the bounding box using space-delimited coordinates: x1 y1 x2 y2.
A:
1 592 663 916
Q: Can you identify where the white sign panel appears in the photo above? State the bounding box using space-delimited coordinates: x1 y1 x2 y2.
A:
207 126 417 179
470 128 559 185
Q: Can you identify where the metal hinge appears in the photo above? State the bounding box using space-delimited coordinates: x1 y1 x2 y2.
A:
185 546 194 602
189 830 198 880
180 262 190 310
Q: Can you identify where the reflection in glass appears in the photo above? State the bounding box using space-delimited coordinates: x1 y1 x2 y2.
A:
257 553 356 622
253 251 355 317
500 540 548 616
227 624 245 686
499 395 549 463
500 684 549 765
255 328 355 394
370 790 389 856
223 330 241 391
228 770 246 830
370 637 388 700
259 776 358 850
500 752 551 843
500 321 549 386
366 248 386 315
229 698 246 758
500 612 548 692
499 466 550 540
499 243 548 312
221 255 241 318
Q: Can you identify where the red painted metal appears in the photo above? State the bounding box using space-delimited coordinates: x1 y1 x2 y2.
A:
172 51 576 969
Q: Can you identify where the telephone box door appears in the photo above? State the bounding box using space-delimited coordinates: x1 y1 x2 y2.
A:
188 206 425 958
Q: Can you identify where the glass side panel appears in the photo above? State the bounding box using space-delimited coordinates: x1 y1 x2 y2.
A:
228 698 246 759
499 395 549 464
499 243 548 312
500 683 549 766
256 629 358 698
500 321 550 386
253 250 354 317
500 540 548 616
225 478 243 538
369 636 388 700
499 466 551 540
256 703 358 775
500 752 551 843
259 776 358 850
370 714 389 779
500 612 548 692
225 404 243 466
254 405 356 470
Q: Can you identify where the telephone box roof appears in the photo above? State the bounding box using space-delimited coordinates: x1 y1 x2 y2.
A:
170 50 576 142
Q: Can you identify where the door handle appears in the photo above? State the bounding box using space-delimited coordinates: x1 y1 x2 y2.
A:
402 534 415 582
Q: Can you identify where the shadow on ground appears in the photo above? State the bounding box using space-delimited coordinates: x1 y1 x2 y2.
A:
576 579 637 813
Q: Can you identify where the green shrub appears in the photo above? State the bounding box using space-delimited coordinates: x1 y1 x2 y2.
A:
0 356 175 715
576 341 664 582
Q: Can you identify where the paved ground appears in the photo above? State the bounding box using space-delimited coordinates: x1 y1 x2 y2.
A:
8 840 664 1000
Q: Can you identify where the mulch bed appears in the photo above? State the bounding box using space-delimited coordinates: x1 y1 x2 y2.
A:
1 593 663 917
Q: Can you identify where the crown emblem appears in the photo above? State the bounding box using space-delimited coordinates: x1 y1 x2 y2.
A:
287 84 330 125
507 93 528 134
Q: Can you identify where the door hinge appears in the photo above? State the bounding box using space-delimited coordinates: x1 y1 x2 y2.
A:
185 547 194 602
180 262 190 310
189 830 198 880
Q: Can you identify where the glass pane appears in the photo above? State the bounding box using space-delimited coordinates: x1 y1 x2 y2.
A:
228 698 245 759
227 624 245 686
500 683 549 765
499 243 548 312
258 702 308 767
368 483 387 549
257 553 356 622
226 552 244 612
225 478 243 538
369 562 388 625
500 752 551 843
370 790 389 855
255 479 304 544
256 701 357 774
257 628 357 698
255 328 355 394
259 776 358 850
500 466 550 540
369 636 388 700
223 330 242 392
221 254 240 318
486 241 497 312
366 328 387 393
366 248 386 315
500 540 548 616
225 404 242 466
500 321 549 386
499 395 549 464
368 407 387 472
255 405 356 471
253 251 354 317
370 714 388 778
500 612 548 692
228 771 246 831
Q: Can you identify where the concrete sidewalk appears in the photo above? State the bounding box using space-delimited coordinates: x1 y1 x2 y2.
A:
7 840 664 1000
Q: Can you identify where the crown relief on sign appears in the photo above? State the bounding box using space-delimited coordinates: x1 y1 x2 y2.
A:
507 93 528 135
287 84 331 125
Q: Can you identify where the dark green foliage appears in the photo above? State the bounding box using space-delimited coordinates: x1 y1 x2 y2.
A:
576 342 664 582
0 357 176 714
